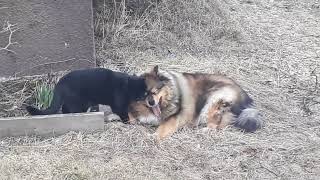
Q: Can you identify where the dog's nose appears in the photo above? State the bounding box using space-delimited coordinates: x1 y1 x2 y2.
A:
148 97 155 106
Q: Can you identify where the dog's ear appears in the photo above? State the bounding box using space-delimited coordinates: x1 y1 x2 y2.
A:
151 65 159 76
159 75 169 82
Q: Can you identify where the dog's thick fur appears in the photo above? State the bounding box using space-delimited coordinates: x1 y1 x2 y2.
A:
128 66 262 140
26 68 147 121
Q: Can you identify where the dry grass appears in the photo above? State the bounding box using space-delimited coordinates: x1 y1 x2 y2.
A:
1 0 320 179
0 72 65 118
0 77 37 117
94 0 244 73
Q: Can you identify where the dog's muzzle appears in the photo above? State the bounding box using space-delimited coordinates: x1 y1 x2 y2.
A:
146 96 162 118
147 96 156 106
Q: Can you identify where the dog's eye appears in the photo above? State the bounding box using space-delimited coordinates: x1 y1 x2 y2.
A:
151 89 158 95
157 83 165 89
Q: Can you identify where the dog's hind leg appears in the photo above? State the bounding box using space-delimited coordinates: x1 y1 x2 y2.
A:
207 99 223 129
207 99 233 130
155 116 178 141
217 111 234 129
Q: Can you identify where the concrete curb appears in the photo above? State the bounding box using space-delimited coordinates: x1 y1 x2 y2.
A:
0 112 104 138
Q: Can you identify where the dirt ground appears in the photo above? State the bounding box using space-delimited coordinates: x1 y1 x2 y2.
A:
0 0 95 77
0 0 319 179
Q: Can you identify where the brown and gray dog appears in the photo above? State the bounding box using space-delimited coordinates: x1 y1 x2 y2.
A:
129 66 262 140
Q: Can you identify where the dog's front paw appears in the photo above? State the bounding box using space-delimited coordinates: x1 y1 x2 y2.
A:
106 114 121 122
147 132 157 139
201 127 218 133
146 132 162 143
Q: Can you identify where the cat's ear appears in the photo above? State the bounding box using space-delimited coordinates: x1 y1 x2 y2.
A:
150 65 159 76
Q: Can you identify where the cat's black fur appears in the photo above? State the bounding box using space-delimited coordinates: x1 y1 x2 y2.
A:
26 68 147 122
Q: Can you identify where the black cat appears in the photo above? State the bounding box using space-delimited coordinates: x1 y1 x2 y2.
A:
26 68 147 122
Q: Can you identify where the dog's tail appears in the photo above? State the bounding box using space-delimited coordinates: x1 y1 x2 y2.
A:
233 108 263 132
26 88 63 115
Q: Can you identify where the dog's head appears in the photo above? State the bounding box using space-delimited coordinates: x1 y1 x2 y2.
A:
128 100 159 126
141 65 169 118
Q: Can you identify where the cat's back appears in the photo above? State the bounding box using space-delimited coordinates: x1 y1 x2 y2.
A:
56 68 113 88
